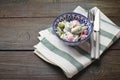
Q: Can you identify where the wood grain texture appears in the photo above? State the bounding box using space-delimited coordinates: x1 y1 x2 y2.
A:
0 18 52 50
72 50 120 80
0 51 66 80
0 18 119 50
0 0 120 18
0 0 120 80
0 50 119 80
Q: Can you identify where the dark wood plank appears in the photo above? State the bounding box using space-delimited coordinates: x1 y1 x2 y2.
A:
0 18 119 50
72 50 120 80
0 0 120 18
0 50 119 80
0 18 52 50
0 0 119 80
0 51 67 80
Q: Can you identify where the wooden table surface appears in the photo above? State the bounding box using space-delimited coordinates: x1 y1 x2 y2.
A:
0 0 120 80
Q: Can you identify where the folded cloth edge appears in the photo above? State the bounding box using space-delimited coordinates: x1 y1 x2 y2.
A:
34 6 120 78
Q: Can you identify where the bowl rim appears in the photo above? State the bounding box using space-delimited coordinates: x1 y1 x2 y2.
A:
52 12 93 44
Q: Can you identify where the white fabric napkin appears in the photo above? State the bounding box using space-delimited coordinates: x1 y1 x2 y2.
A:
34 6 120 78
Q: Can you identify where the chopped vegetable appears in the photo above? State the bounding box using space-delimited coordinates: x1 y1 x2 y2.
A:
56 20 88 42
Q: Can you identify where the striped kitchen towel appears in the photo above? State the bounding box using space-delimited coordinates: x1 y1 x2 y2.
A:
34 6 120 78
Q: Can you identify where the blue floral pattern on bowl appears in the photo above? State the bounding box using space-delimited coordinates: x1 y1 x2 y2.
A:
52 12 93 46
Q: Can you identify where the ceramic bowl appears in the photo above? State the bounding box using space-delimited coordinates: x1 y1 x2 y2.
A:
52 12 93 46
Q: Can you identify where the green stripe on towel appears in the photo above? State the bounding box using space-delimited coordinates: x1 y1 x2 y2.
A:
48 27 53 32
73 46 91 59
41 38 84 71
100 29 117 41
100 43 107 51
93 40 106 51
101 19 119 29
